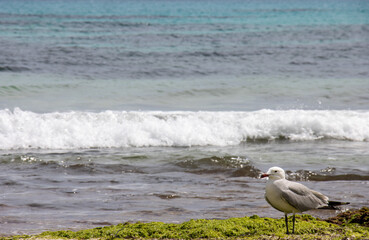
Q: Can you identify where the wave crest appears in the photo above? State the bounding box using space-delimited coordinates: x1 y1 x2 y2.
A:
0 108 368 149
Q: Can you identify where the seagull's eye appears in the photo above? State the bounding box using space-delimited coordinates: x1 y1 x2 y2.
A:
274 170 278 173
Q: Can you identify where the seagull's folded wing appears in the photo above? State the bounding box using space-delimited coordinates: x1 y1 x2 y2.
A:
280 181 329 212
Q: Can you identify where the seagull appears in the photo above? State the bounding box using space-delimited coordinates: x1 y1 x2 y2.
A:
261 166 349 234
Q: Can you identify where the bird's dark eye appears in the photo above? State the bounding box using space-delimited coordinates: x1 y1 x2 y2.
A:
274 170 278 173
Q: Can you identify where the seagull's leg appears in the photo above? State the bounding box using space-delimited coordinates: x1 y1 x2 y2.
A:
292 213 295 234
284 213 289 234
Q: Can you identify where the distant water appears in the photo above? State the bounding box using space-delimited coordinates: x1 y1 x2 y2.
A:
0 0 369 235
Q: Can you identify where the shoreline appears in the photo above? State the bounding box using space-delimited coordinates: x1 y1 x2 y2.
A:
3 207 368 239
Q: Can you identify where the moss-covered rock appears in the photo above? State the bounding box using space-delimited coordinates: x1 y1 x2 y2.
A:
326 207 369 227
3 209 369 240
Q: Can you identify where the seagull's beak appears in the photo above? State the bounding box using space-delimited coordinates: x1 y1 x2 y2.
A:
260 173 269 178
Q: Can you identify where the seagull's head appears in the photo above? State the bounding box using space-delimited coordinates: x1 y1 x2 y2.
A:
261 166 286 180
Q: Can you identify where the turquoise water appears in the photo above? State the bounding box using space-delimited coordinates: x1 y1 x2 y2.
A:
0 0 369 235
1 0 368 80
1 0 368 111
2 0 368 24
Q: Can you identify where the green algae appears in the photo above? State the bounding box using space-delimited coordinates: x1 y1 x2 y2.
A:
4 208 369 240
327 206 369 227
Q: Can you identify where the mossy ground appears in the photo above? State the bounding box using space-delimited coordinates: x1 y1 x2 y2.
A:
327 206 369 227
4 208 369 240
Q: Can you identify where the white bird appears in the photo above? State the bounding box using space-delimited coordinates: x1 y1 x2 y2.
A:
261 166 348 234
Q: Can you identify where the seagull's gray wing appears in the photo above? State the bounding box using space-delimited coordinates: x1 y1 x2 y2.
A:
279 180 328 212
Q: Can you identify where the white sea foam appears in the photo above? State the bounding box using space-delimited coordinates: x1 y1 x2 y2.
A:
0 108 368 149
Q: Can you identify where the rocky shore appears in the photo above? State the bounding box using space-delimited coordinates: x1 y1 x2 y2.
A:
3 207 368 240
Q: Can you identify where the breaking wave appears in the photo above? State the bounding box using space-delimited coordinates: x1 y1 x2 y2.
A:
0 108 368 149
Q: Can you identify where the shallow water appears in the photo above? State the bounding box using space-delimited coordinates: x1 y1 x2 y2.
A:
1 140 368 235
0 0 368 235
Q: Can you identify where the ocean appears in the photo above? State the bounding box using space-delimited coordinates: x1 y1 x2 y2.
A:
0 0 369 235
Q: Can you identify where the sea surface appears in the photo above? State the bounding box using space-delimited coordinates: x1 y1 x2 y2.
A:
1 0 369 235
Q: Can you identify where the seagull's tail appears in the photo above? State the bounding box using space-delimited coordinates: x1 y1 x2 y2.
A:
319 201 350 210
